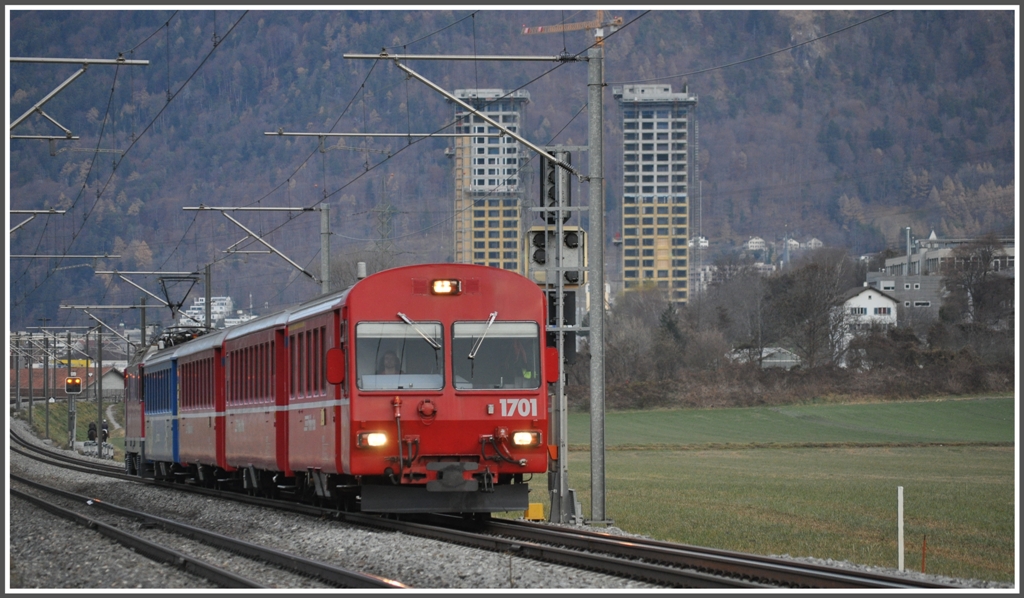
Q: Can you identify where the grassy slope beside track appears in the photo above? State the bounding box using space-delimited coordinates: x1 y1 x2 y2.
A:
554 397 1016 583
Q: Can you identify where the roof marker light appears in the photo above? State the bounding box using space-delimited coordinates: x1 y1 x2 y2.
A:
431 279 461 295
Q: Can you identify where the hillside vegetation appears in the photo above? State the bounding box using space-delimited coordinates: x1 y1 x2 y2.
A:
8 10 1016 331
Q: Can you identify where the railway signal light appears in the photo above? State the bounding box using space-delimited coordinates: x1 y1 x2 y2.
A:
527 225 586 287
65 376 82 395
546 289 577 364
539 152 571 224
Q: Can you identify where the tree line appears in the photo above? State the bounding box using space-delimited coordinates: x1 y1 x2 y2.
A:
566 237 1014 410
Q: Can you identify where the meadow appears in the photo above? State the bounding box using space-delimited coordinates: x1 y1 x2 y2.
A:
552 397 1016 582
15 395 1016 582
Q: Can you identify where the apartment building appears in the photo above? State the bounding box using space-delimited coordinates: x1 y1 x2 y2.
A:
613 84 698 304
449 89 530 273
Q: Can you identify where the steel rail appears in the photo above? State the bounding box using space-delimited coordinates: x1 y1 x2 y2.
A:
11 486 262 588
342 512 766 588
11 474 407 589
10 431 124 474
477 518 953 589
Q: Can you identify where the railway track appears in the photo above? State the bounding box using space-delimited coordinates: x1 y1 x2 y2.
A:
10 428 960 589
473 517 955 589
10 474 406 589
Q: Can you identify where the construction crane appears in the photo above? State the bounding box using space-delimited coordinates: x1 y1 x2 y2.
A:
522 10 623 45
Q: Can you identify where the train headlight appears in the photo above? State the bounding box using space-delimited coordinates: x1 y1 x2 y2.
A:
431 279 461 295
357 432 388 448
512 431 541 446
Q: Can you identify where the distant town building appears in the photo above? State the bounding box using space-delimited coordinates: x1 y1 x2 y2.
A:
744 236 767 251
613 83 698 305
693 262 775 293
179 296 234 327
866 230 1014 327
448 89 530 274
805 237 824 249
178 296 257 329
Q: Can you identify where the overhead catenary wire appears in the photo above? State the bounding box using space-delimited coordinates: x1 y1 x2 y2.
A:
113 11 642 279
13 11 248 310
223 11 651 250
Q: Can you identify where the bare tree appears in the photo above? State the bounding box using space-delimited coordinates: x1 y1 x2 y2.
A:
706 268 777 367
940 234 1012 327
767 248 860 368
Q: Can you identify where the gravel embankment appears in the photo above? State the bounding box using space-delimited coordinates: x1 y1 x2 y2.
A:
8 417 1012 590
8 418 653 590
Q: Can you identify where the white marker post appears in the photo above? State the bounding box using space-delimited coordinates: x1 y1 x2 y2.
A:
898 486 905 571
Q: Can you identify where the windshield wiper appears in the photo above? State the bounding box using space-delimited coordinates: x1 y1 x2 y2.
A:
397 312 441 349
468 311 498 360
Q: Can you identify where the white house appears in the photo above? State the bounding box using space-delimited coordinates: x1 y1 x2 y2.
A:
842 286 899 332
745 236 766 251
838 286 899 366
805 237 824 249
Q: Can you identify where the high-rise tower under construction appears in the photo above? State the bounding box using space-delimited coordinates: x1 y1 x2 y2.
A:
612 84 697 304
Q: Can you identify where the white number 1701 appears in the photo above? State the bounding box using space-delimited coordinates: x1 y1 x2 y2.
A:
500 398 537 417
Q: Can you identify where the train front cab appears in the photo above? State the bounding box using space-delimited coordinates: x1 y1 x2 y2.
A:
333 264 555 514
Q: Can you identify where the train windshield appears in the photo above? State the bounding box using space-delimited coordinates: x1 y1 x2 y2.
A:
355 321 444 390
452 321 540 390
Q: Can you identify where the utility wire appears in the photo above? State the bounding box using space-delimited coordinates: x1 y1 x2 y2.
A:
384 10 478 51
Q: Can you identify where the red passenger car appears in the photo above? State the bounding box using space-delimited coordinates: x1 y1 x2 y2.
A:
223 311 291 490
176 329 230 483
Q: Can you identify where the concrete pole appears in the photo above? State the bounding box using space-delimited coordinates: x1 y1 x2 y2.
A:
44 335 50 439
68 330 75 447
96 326 104 458
587 44 607 524
28 342 34 428
15 335 22 411
321 203 331 294
140 296 147 355
205 264 212 331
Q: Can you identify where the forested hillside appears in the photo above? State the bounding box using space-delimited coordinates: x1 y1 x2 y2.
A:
8 10 1016 331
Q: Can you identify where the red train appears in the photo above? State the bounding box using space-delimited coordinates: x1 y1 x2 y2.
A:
124 264 557 513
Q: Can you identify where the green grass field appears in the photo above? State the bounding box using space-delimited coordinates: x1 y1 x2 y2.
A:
550 397 1017 583
567 396 1016 448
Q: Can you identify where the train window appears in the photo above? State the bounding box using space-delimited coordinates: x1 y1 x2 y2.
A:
452 321 540 390
318 325 327 394
290 335 297 397
355 321 444 390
